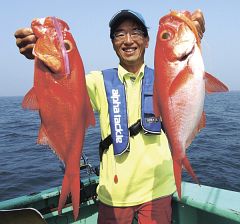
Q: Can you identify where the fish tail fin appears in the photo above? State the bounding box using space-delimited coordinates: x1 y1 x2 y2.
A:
58 171 80 220
182 156 200 185
70 173 80 220
58 174 70 215
173 159 182 199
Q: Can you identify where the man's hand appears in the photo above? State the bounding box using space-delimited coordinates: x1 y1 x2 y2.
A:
191 9 205 39
14 28 37 59
14 11 205 59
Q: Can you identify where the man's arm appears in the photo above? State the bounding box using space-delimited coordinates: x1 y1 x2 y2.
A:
14 10 205 59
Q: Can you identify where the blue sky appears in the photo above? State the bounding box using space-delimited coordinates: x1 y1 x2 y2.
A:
1 0 239 96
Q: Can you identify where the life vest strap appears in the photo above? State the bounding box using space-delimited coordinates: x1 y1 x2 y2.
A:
99 119 142 161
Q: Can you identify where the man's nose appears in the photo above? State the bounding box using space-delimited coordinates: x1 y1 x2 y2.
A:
124 33 134 43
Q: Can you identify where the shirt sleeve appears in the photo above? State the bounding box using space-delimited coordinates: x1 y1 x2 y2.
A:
86 71 102 112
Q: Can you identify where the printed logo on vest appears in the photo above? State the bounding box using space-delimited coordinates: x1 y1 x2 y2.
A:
146 117 160 123
111 89 123 143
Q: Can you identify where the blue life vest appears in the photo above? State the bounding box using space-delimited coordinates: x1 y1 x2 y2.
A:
102 66 161 156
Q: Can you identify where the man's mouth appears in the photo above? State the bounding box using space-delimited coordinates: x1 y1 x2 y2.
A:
122 47 137 53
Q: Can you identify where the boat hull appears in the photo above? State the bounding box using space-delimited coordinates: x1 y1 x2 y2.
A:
0 178 239 224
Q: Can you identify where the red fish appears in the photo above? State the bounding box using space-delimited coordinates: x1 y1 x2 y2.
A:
22 17 95 220
153 11 228 199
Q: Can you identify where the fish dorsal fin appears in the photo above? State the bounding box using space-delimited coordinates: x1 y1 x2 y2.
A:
169 67 193 96
205 72 229 93
22 87 39 110
185 112 206 149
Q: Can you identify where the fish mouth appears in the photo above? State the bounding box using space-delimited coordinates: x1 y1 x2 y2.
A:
178 45 195 61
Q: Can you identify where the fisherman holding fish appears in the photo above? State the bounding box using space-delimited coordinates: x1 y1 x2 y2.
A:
15 9 205 224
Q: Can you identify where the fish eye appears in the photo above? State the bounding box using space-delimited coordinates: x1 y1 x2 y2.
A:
64 40 72 52
161 32 171 40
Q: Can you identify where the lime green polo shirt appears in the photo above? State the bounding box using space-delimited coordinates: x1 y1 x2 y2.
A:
86 64 176 206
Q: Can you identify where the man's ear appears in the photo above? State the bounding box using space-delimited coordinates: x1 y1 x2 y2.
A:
145 36 149 48
111 39 117 51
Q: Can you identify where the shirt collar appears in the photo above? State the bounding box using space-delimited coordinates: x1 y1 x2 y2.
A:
118 64 145 83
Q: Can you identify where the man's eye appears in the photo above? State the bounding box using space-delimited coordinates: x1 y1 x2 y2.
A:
132 30 143 36
132 31 139 36
115 32 125 37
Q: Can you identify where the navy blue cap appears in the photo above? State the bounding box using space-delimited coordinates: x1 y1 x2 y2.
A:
109 9 148 39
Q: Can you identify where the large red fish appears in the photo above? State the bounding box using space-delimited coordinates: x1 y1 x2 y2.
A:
153 11 228 198
22 17 95 220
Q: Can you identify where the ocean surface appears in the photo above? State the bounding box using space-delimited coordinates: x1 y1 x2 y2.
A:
0 92 240 201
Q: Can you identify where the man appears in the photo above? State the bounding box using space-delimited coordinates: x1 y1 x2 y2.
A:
15 9 205 224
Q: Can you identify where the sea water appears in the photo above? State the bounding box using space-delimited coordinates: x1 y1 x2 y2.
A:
0 92 239 201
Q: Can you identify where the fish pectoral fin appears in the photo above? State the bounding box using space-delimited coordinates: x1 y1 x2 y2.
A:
169 67 193 96
22 87 39 110
205 72 229 93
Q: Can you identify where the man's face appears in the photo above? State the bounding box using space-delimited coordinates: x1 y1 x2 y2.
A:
112 19 149 70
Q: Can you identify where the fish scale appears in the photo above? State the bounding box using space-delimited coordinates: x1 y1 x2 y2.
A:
153 11 228 199
22 17 95 220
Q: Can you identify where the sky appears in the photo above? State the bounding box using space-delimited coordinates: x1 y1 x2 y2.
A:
1 0 239 96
